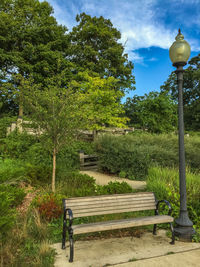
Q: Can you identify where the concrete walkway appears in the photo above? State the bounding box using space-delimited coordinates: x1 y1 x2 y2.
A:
80 170 146 190
53 230 200 267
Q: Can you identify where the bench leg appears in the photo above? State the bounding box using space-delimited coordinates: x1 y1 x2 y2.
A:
68 228 74 262
153 224 157 235
170 223 175 245
62 217 66 249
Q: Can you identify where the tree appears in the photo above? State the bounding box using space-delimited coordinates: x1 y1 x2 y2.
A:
22 68 128 192
22 72 82 192
73 71 128 130
124 92 177 133
69 13 135 95
0 0 70 117
161 54 200 131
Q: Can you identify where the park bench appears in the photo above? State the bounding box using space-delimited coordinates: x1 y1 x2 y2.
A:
62 192 175 262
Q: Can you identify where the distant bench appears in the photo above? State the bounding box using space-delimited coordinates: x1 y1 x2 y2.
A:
79 151 99 171
62 192 175 262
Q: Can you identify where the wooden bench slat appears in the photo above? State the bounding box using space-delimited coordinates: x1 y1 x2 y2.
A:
68 201 156 212
72 205 156 218
67 198 155 209
65 192 155 204
73 215 173 234
72 204 156 216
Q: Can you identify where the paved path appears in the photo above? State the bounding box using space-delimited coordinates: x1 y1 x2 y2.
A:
80 170 146 190
53 230 200 267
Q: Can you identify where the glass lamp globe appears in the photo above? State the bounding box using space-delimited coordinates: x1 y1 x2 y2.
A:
169 29 191 65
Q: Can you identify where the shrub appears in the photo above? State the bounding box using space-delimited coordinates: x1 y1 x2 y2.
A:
0 191 16 239
96 181 134 195
34 193 63 222
0 116 17 139
95 133 200 178
25 163 51 185
57 172 96 197
146 166 200 226
56 172 134 198
0 184 26 207
0 158 27 184
95 135 151 180
2 131 37 159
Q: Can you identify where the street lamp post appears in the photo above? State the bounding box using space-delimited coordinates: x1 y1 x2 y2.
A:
169 29 195 241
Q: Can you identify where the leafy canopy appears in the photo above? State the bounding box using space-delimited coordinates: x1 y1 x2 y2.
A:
124 91 177 133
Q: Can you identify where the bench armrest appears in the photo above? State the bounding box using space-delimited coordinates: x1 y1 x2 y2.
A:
155 200 172 216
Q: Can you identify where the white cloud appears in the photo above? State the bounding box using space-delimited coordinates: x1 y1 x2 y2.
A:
42 0 200 62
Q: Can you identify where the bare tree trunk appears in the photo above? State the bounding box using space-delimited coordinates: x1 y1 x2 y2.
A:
19 103 23 117
52 147 56 192
19 93 23 118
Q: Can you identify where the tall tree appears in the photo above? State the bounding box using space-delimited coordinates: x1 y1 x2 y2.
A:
69 13 135 94
124 92 177 133
0 0 70 116
161 53 200 130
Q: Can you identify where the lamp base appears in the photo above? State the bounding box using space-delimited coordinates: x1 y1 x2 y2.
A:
174 226 196 241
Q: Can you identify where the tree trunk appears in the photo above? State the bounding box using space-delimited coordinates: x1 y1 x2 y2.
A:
19 103 23 117
19 92 23 118
52 147 56 192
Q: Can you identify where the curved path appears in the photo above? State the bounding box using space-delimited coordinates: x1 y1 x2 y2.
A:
80 170 146 190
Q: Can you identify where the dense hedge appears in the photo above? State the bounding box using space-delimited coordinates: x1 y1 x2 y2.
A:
95 133 200 180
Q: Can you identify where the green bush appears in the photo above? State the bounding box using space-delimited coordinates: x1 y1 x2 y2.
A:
96 181 133 195
0 184 26 207
95 133 200 178
56 140 94 177
0 158 27 184
0 116 17 139
57 172 96 197
25 163 51 185
0 184 25 239
2 131 37 159
95 135 151 180
146 166 200 227
0 191 16 239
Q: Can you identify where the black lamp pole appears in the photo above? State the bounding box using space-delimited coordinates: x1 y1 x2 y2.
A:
173 62 195 240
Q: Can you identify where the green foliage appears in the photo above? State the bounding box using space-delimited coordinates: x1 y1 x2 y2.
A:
56 172 134 197
2 131 37 160
0 191 16 239
73 72 129 129
124 92 177 133
96 181 133 195
95 135 152 180
0 116 17 138
146 166 200 225
0 184 26 207
160 54 200 131
95 133 200 177
57 172 96 197
0 182 25 239
0 158 27 184
0 210 55 266
25 163 51 185
69 12 135 94
0 0 70 115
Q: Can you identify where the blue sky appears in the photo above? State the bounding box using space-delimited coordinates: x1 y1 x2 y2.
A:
43 0 200 99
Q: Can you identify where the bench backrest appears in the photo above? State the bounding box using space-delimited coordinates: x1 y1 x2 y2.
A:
63 192 156 218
